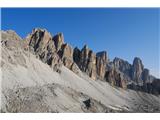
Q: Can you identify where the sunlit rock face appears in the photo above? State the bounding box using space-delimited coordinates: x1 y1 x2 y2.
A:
26 28 62 71
53 33 64 51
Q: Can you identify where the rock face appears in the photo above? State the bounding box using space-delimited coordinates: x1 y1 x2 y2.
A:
26 28 62 71
53 33 64 51
105 69 127 89
74 48 108 80
131 57 144 84
152 79 160 95
1 30 22 49
142 69 150 83
78 45 97 80
113 57 132 76
96 51 108 80
26 29 80 74
73 47 81 64
28 28 54 53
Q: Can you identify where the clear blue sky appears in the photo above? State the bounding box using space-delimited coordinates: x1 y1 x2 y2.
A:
1 8 160 78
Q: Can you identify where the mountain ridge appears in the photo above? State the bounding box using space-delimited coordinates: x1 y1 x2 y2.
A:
1 28 160 112
1 28 160 95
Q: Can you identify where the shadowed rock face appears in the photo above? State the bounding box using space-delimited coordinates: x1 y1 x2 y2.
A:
131 57 144 84
74 48 108 80
113 57 132 76
78 45 97 80
96 51 108 80
152 79 160 95
73 47 81 64
105 69 127 89
142 69 150 82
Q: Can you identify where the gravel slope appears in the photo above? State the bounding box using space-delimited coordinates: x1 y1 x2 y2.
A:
1 45 160 112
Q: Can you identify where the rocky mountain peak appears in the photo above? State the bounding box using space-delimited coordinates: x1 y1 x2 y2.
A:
113 57 132 74
28 28 53 53
96 51 108 62
131 57 144 83
133 57 144 68
53 33 64 51
61 43 73 59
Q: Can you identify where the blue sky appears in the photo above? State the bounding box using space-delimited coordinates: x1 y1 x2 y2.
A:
1 8 160 78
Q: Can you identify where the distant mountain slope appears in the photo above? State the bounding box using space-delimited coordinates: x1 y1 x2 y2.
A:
0 29 160 112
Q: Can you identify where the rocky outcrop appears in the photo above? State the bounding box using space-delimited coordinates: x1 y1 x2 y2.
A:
105 69 127 89
96 51 108 80
142 69 150 83
73 47 81 65
61 43 73 59
25 29 81 74
28 28 55 53
53 33 64 51
131 57 144 84
152 79 160 95
78 45 97 80
26 28 62 71
73 47 108 80
87 50 97 80
60 44 80 74
113 57 132 76
1 30 22 49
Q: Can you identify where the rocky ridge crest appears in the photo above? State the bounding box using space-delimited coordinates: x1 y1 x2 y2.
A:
1 28 159 94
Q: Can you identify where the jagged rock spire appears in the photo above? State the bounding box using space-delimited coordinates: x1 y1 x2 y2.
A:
131 57 144 83
53 33 64 51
